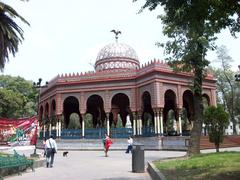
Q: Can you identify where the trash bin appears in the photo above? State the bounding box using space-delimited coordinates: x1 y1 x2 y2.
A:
132 144 145 173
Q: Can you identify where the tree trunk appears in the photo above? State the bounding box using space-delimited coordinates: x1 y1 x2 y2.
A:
231 115 237 135
223 63 236 135
188 55 204 156
215 143 220 152
188 93 203 155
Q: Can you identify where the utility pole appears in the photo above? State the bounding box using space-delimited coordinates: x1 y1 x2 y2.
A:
31 78 48 157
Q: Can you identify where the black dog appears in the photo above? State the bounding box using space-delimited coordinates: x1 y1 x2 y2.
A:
63 151 69 157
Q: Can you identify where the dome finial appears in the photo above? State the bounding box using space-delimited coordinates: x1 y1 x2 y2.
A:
110 29 121 43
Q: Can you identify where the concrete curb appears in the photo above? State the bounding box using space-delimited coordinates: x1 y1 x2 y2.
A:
147 162 166 180
33 158 45 168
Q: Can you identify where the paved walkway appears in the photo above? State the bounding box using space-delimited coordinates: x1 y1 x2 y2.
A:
2 146 185 180
2 146 240 180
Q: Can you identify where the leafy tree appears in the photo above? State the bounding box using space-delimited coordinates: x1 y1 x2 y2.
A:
68 113 80 129
0 1 29 71
0 75 37 99
143 112 153 127
84 113 93 128
0 75 37 118
204 105 229 152
134 0 240 155
0 88 24 118
236 83 240 125
181 108 191 132
213 46 239 134
166 110 176 133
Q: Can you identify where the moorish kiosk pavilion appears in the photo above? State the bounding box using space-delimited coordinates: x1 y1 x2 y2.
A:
38 35 216 140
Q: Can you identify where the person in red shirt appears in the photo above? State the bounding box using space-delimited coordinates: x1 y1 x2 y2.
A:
42 137 47 157
103 134 112 157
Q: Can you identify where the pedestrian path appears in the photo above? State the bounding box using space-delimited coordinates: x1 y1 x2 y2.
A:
3 147 240 180
4 149 185 180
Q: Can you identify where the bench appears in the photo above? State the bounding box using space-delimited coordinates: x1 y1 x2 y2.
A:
0 150 34 178
0 141 9 146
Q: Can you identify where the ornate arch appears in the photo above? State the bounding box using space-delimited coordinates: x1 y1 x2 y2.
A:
86 94 106 128
202 90 212 105
44 103 49 119
162 85 178 107
141 91 154 127
163 89 177 122
110 93 131 127
63 96 81 129
109 90 132 110
50 99 56 117
84 92 105 110
202 93 210 107
139 84 154 110
39 105 44 125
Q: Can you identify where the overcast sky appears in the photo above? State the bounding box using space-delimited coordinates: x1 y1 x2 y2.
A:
1 0 240 83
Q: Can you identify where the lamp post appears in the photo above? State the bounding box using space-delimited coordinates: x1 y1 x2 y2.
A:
235 65 240 82
31 78 48 157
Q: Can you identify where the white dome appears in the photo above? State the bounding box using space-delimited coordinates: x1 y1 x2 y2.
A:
95 43 140 72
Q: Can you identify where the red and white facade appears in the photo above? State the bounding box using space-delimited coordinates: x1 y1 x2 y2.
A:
38 42 216 138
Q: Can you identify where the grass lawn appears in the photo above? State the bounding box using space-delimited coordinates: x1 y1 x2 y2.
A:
154 151 240 180
0 152 8 156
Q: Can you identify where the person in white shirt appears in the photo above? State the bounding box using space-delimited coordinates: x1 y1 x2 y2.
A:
125 136 133 153
45 135 57 168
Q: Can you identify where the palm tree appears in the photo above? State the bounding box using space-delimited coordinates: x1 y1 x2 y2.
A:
0 1 29 71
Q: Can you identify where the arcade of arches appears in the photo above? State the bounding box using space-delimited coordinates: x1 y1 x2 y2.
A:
38 41 216 139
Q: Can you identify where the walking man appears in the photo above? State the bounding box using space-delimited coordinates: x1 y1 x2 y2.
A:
125 136 133 153
45 135 57 168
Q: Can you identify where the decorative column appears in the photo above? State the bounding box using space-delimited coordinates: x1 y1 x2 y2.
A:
106 113 110 136
37 120 40 137
135 112 138 135
178 109 182 136
139 112 142 135
56 118 59 138
57 117 60 138
137 111 142 135
157 109 161 134
154 109 157 134
160 108 164 136
135 113 139 135
59 116 62 138
133 112 137 136
49 118 52 136
82 114 85 138
43 123 46 138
